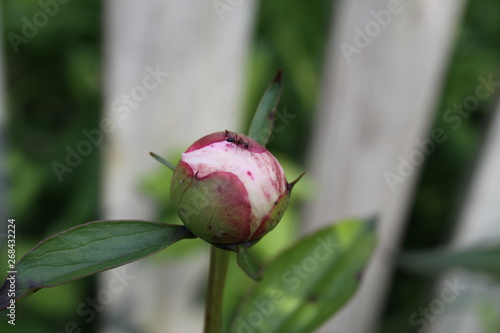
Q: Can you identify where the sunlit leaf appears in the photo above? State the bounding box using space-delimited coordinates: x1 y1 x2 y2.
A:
229 219 377 333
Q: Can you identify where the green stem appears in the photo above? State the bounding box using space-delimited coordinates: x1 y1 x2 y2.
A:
204 245 230 333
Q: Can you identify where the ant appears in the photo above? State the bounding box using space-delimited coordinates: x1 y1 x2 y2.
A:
225 130 250 149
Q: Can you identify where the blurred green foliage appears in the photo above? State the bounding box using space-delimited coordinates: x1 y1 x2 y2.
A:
1 0 101 332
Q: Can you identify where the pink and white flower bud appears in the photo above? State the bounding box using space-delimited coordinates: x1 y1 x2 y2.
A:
170 131 291 245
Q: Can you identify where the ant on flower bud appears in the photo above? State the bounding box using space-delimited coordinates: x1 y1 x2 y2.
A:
224 130 250 149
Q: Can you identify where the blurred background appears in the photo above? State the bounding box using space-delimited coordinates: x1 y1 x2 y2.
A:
1 0 500 332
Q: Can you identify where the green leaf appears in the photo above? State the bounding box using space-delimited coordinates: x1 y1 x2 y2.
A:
247 70 283 146
236 245 263 281
149 151 176 171
0 220 195 310
399 244 500 278
229 219 377 333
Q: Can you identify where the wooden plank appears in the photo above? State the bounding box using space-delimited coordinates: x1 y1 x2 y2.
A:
100 1 257 332
304 1 465 332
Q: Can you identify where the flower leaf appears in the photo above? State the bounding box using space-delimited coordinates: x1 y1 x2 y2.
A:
236 245 263 281
229 219 377 333
0 220 195 310
248 70 283 146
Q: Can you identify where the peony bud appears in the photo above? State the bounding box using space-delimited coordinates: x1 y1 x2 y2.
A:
170 131 294 246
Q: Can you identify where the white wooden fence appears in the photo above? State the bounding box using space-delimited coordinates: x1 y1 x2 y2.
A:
2 1 499 332
101 1 256 332
306 1 466 332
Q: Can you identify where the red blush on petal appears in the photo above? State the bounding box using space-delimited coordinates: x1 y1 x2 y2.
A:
186 132 226 152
